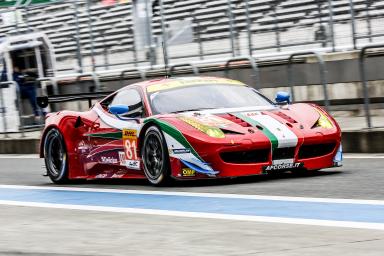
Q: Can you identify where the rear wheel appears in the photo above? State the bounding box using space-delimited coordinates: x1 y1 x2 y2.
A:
141 126 171 186
44 128 69 184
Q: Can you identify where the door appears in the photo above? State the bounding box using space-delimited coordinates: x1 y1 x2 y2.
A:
84 88 146 179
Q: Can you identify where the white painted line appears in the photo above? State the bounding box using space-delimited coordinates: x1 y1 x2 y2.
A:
0 200 383 230
343 154 384 159
0 154 39 159
1 184 384 206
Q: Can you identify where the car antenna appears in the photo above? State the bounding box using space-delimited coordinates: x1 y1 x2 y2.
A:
162 42 170 78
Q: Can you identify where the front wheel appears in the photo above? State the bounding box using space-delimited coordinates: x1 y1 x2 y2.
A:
141 126 171 186
43 128 69 184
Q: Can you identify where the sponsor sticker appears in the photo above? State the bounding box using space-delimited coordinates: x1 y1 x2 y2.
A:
118 151 140 170
181 168 196 177
100 156 118 164
263 162 303 171
172 148 191 154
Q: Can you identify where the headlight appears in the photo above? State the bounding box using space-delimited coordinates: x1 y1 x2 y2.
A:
179 116 225 138
314 109 333 129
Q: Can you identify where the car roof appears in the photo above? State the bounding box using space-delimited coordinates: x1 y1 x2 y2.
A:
125 76 246 91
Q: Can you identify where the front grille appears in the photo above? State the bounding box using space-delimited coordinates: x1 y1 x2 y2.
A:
273 147 295 160
220 149 270 164
298 143 336 159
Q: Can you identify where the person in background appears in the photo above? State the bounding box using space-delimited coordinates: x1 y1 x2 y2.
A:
2 66 42 122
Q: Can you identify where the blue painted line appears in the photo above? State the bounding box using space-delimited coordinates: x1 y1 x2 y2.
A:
0 188 383 223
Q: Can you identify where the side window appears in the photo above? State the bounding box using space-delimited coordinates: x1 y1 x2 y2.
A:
109 89 144 118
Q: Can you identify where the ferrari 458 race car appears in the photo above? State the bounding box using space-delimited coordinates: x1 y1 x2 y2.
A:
40 76 342 185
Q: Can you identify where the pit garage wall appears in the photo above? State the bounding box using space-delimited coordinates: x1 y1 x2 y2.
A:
58 51 384 113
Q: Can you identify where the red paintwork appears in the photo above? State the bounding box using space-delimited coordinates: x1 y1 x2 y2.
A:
40 77 342 181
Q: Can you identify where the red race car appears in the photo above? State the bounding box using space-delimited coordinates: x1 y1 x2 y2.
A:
40 76 342 185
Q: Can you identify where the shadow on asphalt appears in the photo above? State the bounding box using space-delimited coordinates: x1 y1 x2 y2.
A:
54 170 343 188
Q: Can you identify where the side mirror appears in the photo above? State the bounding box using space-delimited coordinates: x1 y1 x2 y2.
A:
275 91 291 104
108 105 129 115
37 96 49 108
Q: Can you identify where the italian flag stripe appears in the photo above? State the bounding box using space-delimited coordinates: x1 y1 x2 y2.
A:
145 118 204 162
233 113 278 151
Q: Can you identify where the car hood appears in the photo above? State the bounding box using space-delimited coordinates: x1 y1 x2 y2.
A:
157 104 323 137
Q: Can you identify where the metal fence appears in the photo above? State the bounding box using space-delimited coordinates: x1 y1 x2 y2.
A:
1 0 384 70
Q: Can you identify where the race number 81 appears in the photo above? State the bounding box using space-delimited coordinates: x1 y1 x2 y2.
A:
122 129 138 160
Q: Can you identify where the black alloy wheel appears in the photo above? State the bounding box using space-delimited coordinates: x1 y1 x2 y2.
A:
141 126 171 185
44 128 69 184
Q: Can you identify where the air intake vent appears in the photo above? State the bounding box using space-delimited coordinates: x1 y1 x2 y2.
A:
218 114 252 127
220 149 270 164
298 143 336 159
273 147 295 160
274 112 297 123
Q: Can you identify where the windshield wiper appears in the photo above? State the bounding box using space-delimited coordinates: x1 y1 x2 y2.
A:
170 107 217 114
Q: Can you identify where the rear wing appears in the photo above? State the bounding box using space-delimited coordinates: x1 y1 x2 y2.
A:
37 91 113 109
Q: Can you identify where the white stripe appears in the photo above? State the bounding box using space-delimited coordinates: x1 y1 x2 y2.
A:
343 154 384 159
1 185 383 206
0 200 383 230
94 106 141 131
244 112 298 148
0 154 39 159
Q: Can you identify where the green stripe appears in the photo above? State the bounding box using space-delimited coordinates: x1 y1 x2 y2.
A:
145 118 204 162
233 113 278 151
85 131 122 140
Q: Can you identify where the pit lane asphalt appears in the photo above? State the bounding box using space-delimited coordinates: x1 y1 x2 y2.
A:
0 156 383 256
0 156 383 200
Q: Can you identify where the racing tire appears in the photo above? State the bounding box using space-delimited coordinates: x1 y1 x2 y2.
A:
141 126 171 186
43 128 69 184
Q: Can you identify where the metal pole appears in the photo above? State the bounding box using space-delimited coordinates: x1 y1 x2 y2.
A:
102 34 109 70
365 0 372 42
272 6 281 52
245 0 253 56
327 0 336 51
159 0 169 66
348 0 357 49
227 0 236 57
86 0 96 72
359 46 373 128
0 84 8 137
193 15 204 60
73 0 83 73
144 0 156 66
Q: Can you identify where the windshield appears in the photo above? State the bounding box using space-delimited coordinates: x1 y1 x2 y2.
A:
149 84 273 114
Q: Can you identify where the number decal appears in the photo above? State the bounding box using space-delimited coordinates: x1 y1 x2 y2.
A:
121 129 140 170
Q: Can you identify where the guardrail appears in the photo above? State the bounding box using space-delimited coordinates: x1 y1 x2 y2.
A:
169 63 199 76
287 51 330 111
224 56 260 89
358 44 384 129
120 68 147 87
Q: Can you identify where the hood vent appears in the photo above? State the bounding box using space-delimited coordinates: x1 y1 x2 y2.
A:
274 111 298 123
217 114 252 127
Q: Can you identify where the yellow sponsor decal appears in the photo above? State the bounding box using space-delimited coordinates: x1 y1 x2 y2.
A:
123 129 137 139
182 168 196 177
147 78 245 93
